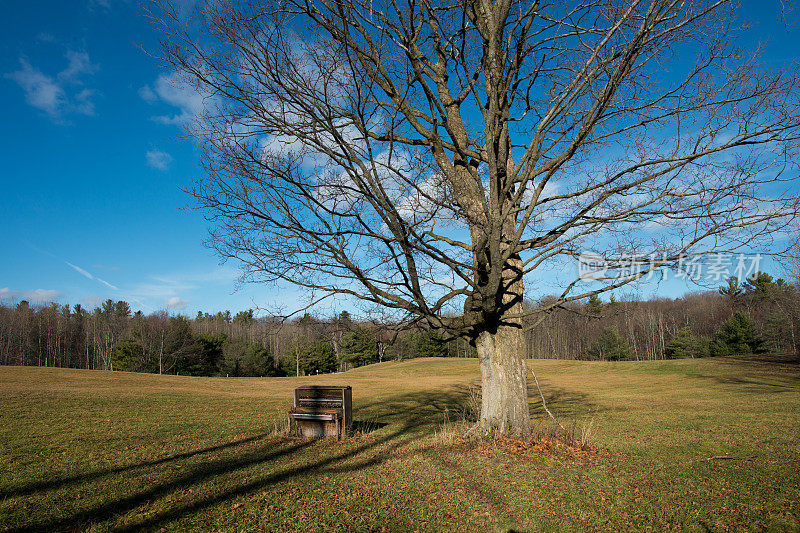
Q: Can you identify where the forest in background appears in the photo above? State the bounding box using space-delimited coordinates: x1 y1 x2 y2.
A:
1 272 798 377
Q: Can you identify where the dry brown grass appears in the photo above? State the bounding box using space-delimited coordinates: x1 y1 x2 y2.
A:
1 355 799 532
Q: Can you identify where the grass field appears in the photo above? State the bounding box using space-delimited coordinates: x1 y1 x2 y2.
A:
1 355 799 532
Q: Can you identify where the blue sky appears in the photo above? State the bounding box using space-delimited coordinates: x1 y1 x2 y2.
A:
0 0 797 316
0 0 272 315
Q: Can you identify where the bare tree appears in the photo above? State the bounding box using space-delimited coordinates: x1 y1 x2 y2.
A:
150 0 800 436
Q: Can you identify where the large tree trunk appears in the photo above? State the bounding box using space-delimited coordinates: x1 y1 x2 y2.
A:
476 322 531 437
474 248 532 437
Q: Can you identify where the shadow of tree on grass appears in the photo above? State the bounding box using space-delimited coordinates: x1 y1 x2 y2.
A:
0 432 273 500
8 386 480 532
4 376 601 533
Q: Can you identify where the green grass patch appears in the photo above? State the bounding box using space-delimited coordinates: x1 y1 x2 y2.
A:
1 355 799 531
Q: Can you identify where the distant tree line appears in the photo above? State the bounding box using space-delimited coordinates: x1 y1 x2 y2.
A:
0 303 461 376
527 272 800 361
1 272 798 375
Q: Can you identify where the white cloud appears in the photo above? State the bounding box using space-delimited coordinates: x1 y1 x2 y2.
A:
146 149 173 171
0 287 64 303
65 260 119 291
58 50 98 83
130 280 190 300
92 264 119 271
395 173 448 224
6 60 65 117
140 72 209 125
164 296 189 310
151 266 240 287
138 85 157 103
5 51 98 120
73 88 96 116
66 261 94 280
125 267 239 311
97 278 119 291
82 296 103 308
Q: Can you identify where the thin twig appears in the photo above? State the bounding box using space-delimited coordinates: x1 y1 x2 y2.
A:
687 454 757 464
649 454 760 475
527 362 566 432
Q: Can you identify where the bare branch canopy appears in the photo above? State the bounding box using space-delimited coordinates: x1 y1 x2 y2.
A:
150 0 800 435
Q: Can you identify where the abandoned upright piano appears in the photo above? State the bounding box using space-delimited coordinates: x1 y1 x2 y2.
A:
289 385 352 439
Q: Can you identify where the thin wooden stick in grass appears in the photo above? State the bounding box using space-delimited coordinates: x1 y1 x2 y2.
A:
687 455 757 464
527 363 566 432
649 454 761 475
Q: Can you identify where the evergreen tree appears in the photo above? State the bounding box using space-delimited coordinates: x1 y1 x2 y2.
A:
221 339 274 376
233 309 255 326
111 338 141 372
718 276 744 307
300 340 338 375
664 327 710 359
744 272 778 300
710 311 765 356
114 301 131 318
588 326 633 361
243 341 276 375
340 326 379 367
414 329 448 358
586 294 603 314
335 310 353 331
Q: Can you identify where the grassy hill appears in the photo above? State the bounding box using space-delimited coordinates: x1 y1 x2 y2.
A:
1 356 798 531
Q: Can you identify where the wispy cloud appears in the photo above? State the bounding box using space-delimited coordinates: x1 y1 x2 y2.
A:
65 260 119 291
91 0 199 12
97 278 119 291
58 51 97 83
0 287 64 303
82 296 103 308
138 84 157 103
164 296 189 310
88 0 112 9
5 50 98 121
66 261 94 280
92 264 119 271
6 60 64 117
23 240 240 314
151 266 241 286
139 71 211 126
127 267 239 311
146 149 173 171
